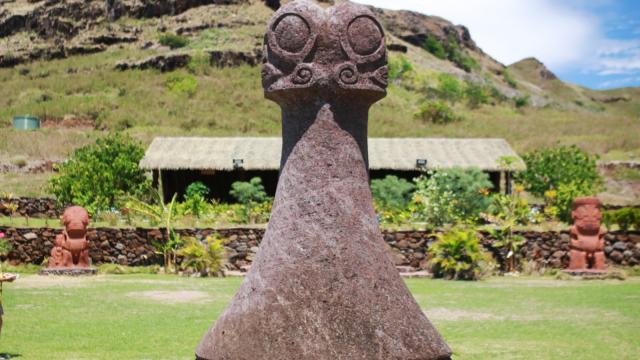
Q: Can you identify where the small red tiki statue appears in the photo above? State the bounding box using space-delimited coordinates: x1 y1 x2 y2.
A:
568 197 606 271
48 206 91 269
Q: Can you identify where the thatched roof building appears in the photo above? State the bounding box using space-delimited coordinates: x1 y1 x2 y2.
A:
140 137 524 200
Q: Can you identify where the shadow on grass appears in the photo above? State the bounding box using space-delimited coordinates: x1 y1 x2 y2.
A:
0 353 21 359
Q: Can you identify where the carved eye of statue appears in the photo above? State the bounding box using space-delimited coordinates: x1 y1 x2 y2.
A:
347 15 383 56
273 14 311 54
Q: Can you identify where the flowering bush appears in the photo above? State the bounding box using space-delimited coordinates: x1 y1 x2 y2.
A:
413 169 493 227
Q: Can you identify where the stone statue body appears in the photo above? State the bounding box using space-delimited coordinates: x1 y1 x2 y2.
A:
48 206 91 269
568 197 606 271
196 1 451 359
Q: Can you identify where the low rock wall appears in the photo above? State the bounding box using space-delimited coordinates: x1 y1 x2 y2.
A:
0 197 60 218
1 226 638 270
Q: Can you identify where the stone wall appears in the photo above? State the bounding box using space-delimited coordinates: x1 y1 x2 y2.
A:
1 226 638 271
0 197 60 218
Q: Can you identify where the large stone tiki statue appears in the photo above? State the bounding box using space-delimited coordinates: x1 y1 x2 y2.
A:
48 206 91 269
568 197 606 271
196 1 451 359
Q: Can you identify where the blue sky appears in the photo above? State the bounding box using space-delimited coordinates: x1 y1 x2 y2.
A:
356 0 640 90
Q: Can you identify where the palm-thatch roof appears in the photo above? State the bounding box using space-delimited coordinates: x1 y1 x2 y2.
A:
139 137 525 172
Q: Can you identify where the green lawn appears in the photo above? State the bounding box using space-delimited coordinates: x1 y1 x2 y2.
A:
1 275 638 359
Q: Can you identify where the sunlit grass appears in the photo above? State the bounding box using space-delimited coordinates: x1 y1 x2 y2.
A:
1 275 638 359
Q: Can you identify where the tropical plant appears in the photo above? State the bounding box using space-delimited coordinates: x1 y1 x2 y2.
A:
488 191 532 226
230 177 268 205
489 221 526 273
125 192 182 273
371 175 415 210
230 177 271 224
177 235 226 276
48 133 150 215
374 205 414 226
515 145 601 198
413 169 493 227
429 227 487 280
182 182 210 218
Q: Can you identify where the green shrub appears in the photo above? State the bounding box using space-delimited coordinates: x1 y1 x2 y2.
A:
158 33 189 49
514 95 530 108
423 35 446 59
177 235 226 276
516 145 601 198
413 169 493 226
487 189 533 226
186 51 212 75
464 81 490 108
429 227 488 280
415 100 461 124
182 182 210 218
48 133 150 215
0 236 12 257
374 205 414 226
543 181 595 223
603 208 640 231
436 73 463 103
230 177 271 224
230 177 268 205
388 55 413 81
165 73 198 97
450 49 479 72
371 175 415 210
503 69 517 88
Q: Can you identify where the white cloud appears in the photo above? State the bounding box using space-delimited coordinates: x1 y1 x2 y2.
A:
355 0 601 69
593 39 640 75
598 76 640 88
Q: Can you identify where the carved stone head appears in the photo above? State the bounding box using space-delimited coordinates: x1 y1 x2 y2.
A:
62 206 90 239
262 0 388 105
571 197 602 233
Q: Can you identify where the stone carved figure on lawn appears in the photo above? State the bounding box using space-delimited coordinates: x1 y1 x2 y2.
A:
48 206 91 269
196 1 451 359
568 197 606 271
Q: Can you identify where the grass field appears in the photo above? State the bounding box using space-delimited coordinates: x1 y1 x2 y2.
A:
1 274 638 359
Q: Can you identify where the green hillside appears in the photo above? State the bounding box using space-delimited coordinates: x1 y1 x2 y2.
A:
0 0 638 197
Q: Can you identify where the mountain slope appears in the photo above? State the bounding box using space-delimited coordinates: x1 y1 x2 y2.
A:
0 0 637 164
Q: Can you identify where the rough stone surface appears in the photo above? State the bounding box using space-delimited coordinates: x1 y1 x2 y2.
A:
39 268 97 276
0 197 60 218
568 197 606 271
48 206 92 270
195 2 451 359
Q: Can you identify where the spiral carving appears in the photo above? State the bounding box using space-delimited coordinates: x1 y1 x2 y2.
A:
337 63 359 85
372 66 388 87
292 64 313 85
